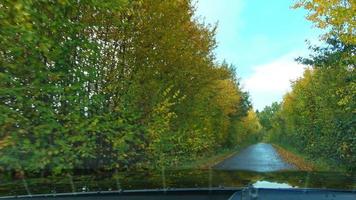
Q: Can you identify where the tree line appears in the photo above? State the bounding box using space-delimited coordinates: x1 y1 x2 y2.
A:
0 0 261 175
259 0 355 171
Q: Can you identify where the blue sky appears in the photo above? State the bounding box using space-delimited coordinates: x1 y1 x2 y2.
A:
195 0 322 110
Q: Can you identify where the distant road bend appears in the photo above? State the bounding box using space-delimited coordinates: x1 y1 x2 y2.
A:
214 143 296 172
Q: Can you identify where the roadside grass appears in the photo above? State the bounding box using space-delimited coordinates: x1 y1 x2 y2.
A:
272 144 314 171
178 146 241 170
272 143 347 173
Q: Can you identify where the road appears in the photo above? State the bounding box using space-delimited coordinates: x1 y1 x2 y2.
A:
214 143 296 172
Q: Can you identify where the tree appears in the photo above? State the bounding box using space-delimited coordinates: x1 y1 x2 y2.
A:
258 102 281 132
264 38 355 171
294 0 356 44
0 0 261 175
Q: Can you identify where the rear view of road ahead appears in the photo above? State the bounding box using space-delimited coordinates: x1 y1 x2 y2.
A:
214 143 296 172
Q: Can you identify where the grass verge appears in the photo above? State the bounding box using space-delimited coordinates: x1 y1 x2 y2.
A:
272 144 314 171
272 143 346 172
179 147 240 170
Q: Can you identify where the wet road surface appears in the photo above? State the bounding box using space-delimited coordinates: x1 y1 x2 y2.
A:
214 143 297 172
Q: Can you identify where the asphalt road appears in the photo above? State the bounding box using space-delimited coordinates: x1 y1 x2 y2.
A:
214 143 297 172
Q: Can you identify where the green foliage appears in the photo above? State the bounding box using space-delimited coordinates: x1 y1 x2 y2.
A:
262 38 355 172
0 0 259 175
294 0 356 44
227 109 262 147
257 102 281 132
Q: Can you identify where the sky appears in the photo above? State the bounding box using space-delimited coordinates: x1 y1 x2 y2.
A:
195 0 322 111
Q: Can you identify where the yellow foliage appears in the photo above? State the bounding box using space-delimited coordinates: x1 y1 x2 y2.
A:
294 0 356 44
241 109 262 133
213 79 241 116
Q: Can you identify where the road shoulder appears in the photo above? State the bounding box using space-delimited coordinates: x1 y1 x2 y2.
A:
180 148 239 170
272 144 314 171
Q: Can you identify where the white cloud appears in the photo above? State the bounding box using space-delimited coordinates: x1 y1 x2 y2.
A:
242 53 307 110
195 0 245 57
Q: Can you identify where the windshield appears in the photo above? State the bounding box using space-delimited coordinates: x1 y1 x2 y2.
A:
0 0 355 197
